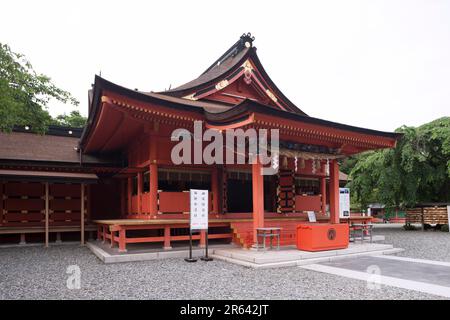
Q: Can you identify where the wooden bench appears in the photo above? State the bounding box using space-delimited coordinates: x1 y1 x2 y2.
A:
0 225 97 245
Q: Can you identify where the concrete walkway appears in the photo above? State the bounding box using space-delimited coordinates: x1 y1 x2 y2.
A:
301 255 450 298
211 243 403 269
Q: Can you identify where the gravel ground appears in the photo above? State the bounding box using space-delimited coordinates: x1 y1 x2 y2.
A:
0 227 448 300
376 226 450 262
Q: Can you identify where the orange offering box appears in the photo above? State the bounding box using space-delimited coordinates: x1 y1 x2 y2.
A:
296 223 349 252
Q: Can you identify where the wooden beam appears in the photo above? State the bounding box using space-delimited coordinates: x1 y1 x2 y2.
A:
80 183 85 245
45 182 49 248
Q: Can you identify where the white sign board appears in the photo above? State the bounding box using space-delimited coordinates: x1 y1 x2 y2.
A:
339 188 350 218
307 211 317 223
189 189 209 230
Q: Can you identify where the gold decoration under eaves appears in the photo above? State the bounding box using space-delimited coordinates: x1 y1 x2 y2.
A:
242 60 254 73
183 93 198 101
266 89 278 103
215 79 229 91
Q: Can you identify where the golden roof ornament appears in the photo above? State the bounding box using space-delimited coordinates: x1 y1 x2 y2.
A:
215 79 229 91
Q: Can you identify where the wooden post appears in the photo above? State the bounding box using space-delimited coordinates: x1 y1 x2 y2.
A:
211 167 219 214
127 177 132 214
149 163 158 216
137 172 143 215
252 158 264 245
45 182 49 248
118 229 127 252
120 179 126 217
329 160 340 224
320 177 327 214
199 230 206 248
163 226 171 250
80 183 85 246
102 225 106 243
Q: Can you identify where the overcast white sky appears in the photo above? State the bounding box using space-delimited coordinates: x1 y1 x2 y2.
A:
1 0 449 132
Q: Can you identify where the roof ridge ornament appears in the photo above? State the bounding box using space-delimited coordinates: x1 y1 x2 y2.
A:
239 32 255 50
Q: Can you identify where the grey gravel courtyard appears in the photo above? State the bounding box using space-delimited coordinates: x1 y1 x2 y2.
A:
0 226 449 300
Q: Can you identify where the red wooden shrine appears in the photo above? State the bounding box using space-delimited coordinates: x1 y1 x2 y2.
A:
0 34 400 251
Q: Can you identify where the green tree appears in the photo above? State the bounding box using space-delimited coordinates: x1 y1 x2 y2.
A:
349 117 450 210
0 43 79 133
52 110 87 127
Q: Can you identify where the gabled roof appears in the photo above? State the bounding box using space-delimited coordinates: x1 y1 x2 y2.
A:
0 130 119 167
80 35 401 155
159 33 307 115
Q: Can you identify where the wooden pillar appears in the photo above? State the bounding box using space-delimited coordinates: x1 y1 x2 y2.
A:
102 226 106 243
55 232 62 244
218 166 225 214
149 163 158 216
80 183 85 245
252 158 265 245
86 184 91 222
118 229 127 252
137 172 143 215
199 230 206 248
329 160 340 224
163 226 171 250
120 179 126 217
45 182 49 248
320 177 327 214
127 177 132 214
211 167 219 214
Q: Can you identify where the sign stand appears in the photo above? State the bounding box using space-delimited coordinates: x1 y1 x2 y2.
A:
186 189 211 263
200 230 213 261
184 230 197 263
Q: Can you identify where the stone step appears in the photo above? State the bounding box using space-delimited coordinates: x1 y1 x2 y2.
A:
211 247 404 269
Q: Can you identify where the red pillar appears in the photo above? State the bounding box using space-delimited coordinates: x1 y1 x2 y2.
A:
163 226 171 250
320 177 327 214
329 160 340 224
118 229 127 252
120 179 127 217
199 230 206 248
127 177 132 214
211 167 219 214
252 159 265 245
137 172 143 215
149 163 158 217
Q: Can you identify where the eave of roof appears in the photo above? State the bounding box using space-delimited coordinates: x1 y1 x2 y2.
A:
0 169 99 183
204 99 402 140
82 77 400 154
80 75 232 149
0 131 121 167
